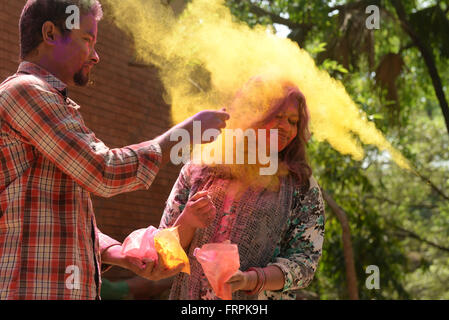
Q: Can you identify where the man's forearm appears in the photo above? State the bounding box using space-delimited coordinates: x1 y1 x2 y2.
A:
101 244 127 268
153 127 187 164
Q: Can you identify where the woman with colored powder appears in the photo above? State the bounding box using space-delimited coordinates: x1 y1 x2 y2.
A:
159 76 325 300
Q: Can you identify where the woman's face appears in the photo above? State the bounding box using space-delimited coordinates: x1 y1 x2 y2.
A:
262 99 299 152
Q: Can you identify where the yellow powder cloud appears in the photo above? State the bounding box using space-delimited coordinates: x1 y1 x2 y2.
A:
104 0 410 170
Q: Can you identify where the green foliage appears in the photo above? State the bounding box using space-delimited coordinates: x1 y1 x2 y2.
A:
226 0 449 299
410 3 449 58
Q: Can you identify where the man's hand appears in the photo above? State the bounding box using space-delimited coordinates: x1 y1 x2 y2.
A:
225 270 258 293
102 245 185 281
125 253 185 282
154 108 230 164
182 108 230 143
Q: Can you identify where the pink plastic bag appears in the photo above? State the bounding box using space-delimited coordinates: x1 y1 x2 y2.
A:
121 226 159 262
194 242 240 300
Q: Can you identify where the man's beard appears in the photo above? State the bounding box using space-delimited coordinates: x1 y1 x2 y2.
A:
73 68 90 86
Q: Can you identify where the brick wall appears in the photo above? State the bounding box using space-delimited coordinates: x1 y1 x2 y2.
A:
0 0 182 282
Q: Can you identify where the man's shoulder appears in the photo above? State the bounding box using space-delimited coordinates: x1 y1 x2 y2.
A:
0 72 53 96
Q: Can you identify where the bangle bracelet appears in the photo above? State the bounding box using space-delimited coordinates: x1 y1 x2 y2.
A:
245 267 263 295
258 268 266 294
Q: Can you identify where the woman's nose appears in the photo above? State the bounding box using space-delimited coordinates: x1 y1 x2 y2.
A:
277 117 289 130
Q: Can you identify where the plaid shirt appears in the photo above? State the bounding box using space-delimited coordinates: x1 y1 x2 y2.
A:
0 62 162 299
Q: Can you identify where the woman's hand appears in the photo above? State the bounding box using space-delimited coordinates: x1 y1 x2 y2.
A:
226 266 285 293
174 190 216 249
180 190 216 229
225 270 258 293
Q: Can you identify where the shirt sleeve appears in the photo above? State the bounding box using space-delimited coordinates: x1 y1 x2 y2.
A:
267 177 326 293
96 227 122 274
0 78 162 197
98 229 122 255
158 164 192 229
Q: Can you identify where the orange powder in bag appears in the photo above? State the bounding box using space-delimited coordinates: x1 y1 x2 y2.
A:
154 227 190 274
194 242 240 300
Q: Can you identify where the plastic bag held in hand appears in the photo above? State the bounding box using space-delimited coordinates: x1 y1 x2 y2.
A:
154 227 190 274
194 242 240 300
121 226 159 262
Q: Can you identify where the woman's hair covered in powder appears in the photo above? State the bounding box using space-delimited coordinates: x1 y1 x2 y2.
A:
229 76 312 186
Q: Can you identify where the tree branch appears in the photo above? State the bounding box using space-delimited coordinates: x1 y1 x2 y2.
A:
412 169 449 201
365 195 438 210
328 0 380 13
390 0 449 137
392 225 449 253
232 0 311 32
321 188 359 300
248 4 311 30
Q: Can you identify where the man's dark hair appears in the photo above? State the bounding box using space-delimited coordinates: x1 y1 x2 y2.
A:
19 0 103 60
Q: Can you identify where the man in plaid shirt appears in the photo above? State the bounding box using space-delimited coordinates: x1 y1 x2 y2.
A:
0 0 229 299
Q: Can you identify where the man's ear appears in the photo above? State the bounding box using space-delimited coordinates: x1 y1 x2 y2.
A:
42 21 60 45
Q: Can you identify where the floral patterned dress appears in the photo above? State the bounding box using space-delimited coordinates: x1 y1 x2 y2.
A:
159 163 325 300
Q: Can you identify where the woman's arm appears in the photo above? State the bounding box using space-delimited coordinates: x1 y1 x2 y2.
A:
268 181 325 292
227 179 326 295
173 190 215 249
226 265 285 292
159 164 215 250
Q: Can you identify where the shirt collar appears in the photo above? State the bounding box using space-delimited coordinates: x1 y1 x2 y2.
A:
17 61 68 94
